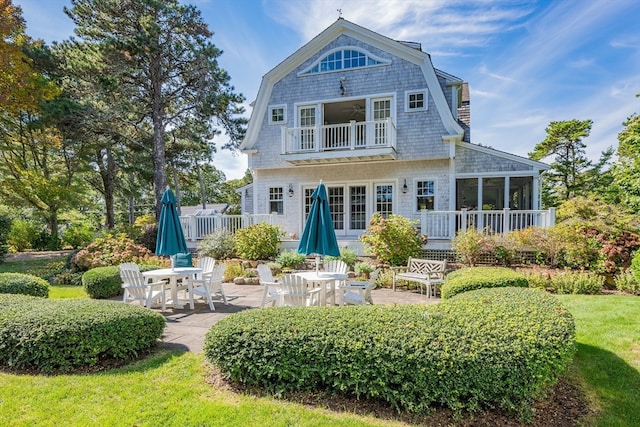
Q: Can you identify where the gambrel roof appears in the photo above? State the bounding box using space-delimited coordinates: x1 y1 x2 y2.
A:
240 18 465 151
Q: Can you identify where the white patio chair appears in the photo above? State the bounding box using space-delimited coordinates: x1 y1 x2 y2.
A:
119 263 167 312
189 262 228 311
338 269 379 306
257 264 282 308
195 256 216 275
323 259 348 301
279 274 322 307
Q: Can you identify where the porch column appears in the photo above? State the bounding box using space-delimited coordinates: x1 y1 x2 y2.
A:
476 178 483 230
533 174 540 210
504 176 510 209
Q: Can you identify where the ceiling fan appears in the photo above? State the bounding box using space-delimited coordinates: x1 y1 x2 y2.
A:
342 104 365 118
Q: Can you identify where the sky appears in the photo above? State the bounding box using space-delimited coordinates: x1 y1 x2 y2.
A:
14 0 640 180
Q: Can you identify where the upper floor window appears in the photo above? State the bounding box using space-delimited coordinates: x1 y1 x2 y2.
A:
405 89 428 112
298 47 390 76
269 187 284 214
268 105 286 124
416 180 435 211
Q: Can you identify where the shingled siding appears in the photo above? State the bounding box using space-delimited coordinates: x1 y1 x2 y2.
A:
249 34 451 170
455 145 535 174
253 158 451 238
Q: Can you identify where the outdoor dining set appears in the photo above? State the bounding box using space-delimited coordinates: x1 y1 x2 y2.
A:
119 256 379 312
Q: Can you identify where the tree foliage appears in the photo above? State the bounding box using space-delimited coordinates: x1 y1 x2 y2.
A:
529 119 593 205
612 105 640 212
63 0 246 218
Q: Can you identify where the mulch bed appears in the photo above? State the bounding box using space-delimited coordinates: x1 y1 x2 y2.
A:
207 369 592 426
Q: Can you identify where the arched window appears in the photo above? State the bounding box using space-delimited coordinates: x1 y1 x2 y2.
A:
299 47 390 75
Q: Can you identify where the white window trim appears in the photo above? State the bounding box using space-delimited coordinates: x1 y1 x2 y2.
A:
405 89 428 112
268 186 284 215
268 104 287 125
414 178 437 212
297 46 391 76
373 182 395 217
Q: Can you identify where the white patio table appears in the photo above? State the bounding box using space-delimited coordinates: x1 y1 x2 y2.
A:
293 271 348 306
142 267 202 309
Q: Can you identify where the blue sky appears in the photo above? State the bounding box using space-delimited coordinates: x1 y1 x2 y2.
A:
14 0 640 179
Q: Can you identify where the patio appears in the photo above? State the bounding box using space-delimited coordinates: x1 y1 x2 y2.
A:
156 282 440 352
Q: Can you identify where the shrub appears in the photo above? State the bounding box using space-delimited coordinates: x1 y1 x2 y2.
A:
204 287 575 418
511 227 566 267
82 265 159 299
549 270 603 295
325 247 358 269
451 228 491 267
275 249 306 270
615 269 640 295
441 267 528 299
224 261 244 282
354 261 374 276
0 212 10 262
134 224 158 253
7 219 40 252
71 233 152 271
198 229 235 259
0 294 165 372
359 213 426 266
233 223 283 260
0 273 49 297
61 222 95 249
631 250 640 283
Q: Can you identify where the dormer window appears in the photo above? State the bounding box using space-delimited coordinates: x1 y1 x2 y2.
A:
268 105 286 125
299 47 390 76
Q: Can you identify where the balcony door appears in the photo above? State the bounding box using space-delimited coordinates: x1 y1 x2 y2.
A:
372 98 391 145
298 106 316 150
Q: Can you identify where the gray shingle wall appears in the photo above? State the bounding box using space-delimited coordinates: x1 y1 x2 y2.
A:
455 145 535 173
250 34 452 169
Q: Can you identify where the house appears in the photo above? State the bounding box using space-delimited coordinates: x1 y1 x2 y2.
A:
238 18 551 251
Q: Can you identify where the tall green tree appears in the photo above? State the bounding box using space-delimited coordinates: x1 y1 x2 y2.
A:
529 119 593 205
612 102 640 212
63 0 246 219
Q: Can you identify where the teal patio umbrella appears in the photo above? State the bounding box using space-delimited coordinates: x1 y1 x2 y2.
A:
297 181 340 273
155 187 188 267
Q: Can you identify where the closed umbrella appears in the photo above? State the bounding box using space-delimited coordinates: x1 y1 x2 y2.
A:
297 181 340 273
156 187 188 269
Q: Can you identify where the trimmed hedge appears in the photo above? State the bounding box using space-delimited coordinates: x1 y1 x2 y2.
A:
204 287 575 417
83 265 159 299
0 273 49 297
441 266 529 299
0 294 165 372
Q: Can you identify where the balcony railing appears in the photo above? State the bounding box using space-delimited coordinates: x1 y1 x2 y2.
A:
282 118 396 154
418 208 556 239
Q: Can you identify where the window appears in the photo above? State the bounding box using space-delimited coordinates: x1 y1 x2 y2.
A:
350 186 367 230
299 47 390 76
268 105 286 124
416 180 435 211
269 187 283 215
405 89 428 111
376 184 393 217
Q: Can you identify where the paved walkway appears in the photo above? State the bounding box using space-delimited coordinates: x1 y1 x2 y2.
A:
157 283 441 353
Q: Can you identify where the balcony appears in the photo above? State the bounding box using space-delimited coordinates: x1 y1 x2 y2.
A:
281 118 397 165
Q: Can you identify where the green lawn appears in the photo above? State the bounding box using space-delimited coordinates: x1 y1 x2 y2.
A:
1 258 639 426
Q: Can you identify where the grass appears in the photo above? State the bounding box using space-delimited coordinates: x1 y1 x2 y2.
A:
1 257 639 425
557 295 640 426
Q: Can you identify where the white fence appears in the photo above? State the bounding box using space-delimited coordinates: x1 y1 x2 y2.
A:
179 213 275 241
419 208 556 239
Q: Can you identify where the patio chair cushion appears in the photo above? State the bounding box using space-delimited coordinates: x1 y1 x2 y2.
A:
173 252 193 267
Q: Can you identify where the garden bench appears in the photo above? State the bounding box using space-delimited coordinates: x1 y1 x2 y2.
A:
392 258 447 298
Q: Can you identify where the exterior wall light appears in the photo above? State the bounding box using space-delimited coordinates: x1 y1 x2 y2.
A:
288 184 294 197
403 179 408 194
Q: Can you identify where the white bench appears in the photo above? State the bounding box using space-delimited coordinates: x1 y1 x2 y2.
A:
392 258 447 298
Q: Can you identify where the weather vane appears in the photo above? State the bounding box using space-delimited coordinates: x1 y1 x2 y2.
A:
337 8 343 19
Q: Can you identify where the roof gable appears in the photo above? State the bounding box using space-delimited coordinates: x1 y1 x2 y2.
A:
240 18 464 151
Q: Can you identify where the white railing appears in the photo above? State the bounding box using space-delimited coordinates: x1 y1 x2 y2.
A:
179 213 276 241
282 118 396 154
419 208 556 239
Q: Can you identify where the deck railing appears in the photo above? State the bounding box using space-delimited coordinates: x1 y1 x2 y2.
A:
282 118 396 154
179 213 276 241
180 209 555 242
418 208 556 239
